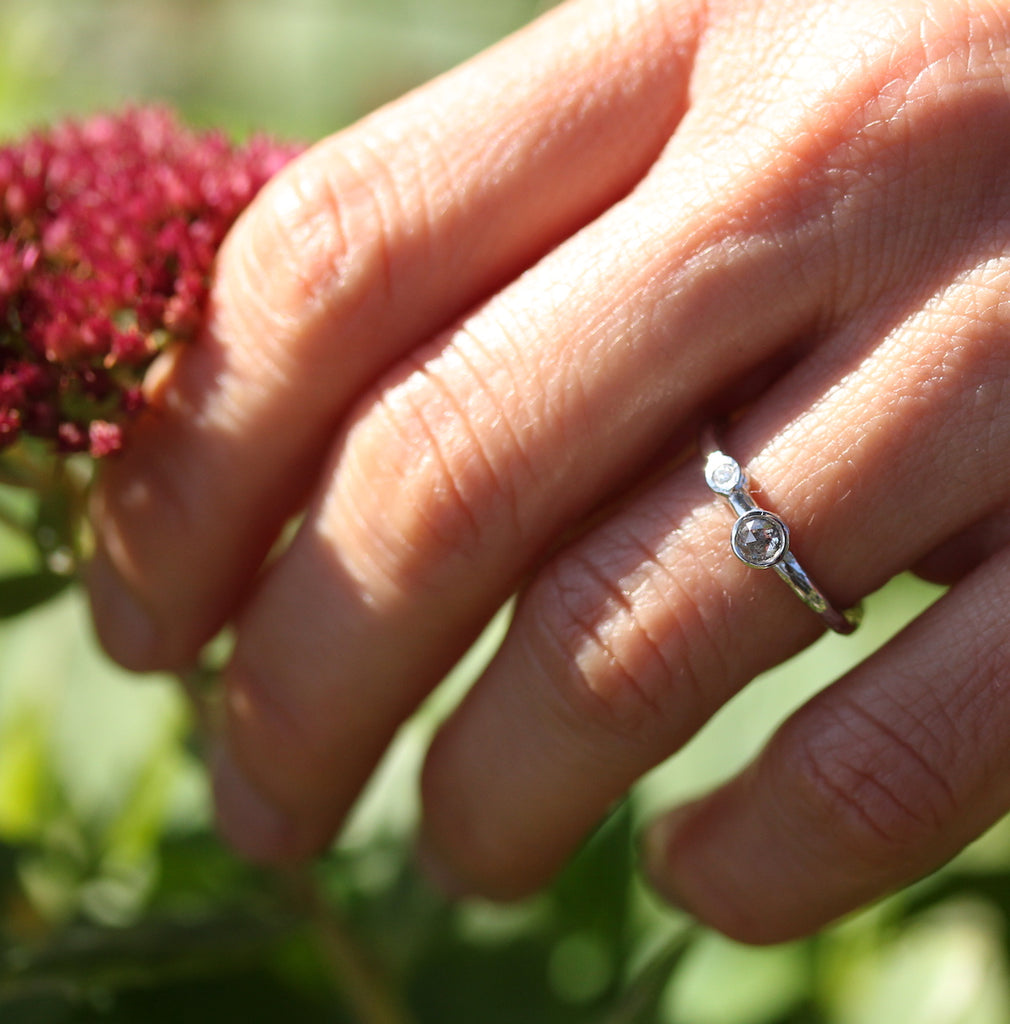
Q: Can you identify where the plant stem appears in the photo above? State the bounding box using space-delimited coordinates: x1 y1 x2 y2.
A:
285 868 417 1024
597 925 698 1024
173 666 415 1024
175 665 215 742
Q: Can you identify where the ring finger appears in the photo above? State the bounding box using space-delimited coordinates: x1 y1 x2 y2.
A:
418 255 1010 911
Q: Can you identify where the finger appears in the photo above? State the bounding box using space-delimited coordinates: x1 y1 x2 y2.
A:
211 4 1010 862
417 244 1010 900
643 548 1010 943
87 0 701 671
913 506 1010 585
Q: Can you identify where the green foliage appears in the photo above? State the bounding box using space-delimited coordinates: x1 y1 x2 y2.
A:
0 572 72 621
1 472 1004 1024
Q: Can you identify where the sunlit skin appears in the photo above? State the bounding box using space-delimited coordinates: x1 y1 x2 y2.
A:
89 0 1010 943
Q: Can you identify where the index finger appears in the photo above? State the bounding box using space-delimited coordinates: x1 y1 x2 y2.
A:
88 0 703 670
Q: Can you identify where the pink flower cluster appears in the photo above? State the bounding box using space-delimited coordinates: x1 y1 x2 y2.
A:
0 107 301 457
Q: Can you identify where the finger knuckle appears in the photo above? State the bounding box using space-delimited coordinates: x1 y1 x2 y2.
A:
334 351 526 599
525 538 710 745
786 698 958 867
237 152 345 310
223 129 420 365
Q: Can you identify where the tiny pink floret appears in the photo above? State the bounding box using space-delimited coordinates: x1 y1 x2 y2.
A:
0 107 302 455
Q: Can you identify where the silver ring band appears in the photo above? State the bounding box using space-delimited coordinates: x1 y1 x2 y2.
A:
701 429 861 635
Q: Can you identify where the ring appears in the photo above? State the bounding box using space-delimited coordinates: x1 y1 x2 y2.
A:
701 429 862 635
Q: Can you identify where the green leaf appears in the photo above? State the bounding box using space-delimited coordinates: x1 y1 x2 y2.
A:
0 703 50 839
0 573 72 620
0 911 297 1005
660 933 810 1024
828 900 1010 1024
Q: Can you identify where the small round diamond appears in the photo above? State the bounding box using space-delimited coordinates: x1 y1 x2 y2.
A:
731 511 788 568
705 453 743 495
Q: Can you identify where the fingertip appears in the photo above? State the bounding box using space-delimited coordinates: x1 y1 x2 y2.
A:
413 811 545 903
215 653 358 866
86 546 162 673
639 790 795 946
86 539 213 673
419 729 565 903
639 807 693 912
414 827 474 901
210 739 309 866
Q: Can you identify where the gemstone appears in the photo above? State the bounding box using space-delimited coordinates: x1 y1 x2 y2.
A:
705 453 743 494
731 511 788 568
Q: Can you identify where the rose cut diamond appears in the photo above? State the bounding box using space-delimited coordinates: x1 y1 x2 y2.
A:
705 453 743 495
731 511 788 568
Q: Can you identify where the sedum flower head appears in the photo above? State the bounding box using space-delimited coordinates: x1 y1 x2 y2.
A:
0 107 301 457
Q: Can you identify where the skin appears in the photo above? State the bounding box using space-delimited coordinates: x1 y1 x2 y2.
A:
87 0 1010 944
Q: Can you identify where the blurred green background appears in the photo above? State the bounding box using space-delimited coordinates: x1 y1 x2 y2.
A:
0 2 1007 1023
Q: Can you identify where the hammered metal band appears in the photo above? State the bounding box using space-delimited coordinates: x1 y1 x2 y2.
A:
701 430 861 635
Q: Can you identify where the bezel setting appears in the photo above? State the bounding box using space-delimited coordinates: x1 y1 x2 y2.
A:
704 452 744 495
730 510 789 568
701 429 861 634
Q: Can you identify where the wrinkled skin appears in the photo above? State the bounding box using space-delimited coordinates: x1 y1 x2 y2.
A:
88 0 1010 943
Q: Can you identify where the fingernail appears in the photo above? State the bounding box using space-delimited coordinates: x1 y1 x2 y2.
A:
211 742 297 864
86 549 158 671
414 829 471 900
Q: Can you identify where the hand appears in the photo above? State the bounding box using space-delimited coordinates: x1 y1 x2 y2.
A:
87 0 1010 943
